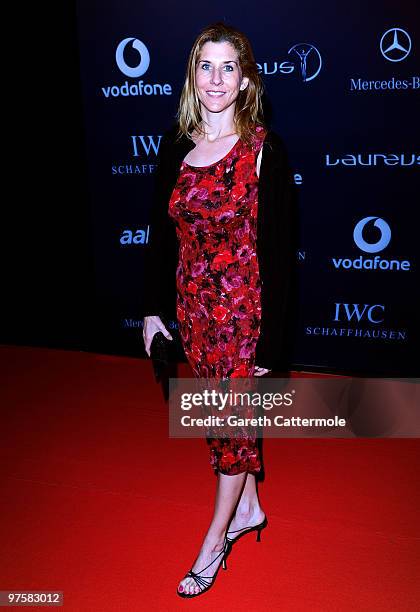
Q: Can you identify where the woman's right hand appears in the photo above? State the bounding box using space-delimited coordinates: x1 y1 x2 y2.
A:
142 316 174 357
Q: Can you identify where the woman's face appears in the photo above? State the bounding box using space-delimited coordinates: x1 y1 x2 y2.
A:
195 41 249 115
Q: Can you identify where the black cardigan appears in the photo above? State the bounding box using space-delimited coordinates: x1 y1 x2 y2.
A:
142 124 298 371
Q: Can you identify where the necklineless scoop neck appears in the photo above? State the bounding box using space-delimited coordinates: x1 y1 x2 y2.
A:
182 135 241 169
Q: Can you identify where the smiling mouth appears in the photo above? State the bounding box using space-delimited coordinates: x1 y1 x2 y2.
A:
206 91 226 97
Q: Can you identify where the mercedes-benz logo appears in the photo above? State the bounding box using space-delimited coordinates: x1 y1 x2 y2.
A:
380 28 411 62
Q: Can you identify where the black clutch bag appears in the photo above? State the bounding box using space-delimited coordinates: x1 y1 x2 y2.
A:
150 331 171 382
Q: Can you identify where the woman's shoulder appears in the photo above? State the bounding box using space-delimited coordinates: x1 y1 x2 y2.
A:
160 123 288 158
247 123 287 156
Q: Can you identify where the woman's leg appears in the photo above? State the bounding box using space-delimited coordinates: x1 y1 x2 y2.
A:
178 471 247 595
228 472 266 536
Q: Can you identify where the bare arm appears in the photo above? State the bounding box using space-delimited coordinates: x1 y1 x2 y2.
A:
256 146 262 178
254 145 271 376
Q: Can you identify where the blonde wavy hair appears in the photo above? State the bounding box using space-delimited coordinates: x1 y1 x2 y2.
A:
175 22 266 147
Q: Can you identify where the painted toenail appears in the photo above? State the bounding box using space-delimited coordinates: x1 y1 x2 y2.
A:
178 585 184 592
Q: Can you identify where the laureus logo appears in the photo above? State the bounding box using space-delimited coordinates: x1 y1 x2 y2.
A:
256 42 322 82
287 43 322 82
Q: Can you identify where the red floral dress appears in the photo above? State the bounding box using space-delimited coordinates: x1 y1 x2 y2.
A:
168 125 267 476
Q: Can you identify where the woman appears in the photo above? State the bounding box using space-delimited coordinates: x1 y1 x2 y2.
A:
142 22 296 597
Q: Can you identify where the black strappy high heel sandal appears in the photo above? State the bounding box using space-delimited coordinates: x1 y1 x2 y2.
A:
225 516 268 549
177 538 230 598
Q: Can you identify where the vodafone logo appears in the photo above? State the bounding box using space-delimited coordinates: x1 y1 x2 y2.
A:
330 216 410 271
353 217 391 253
102 37 172 98
115 37 150 77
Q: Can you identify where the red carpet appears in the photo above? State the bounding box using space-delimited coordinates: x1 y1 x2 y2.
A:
1 345 419 611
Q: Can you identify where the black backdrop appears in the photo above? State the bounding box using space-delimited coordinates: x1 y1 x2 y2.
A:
3 2 418 377
3 2 93 352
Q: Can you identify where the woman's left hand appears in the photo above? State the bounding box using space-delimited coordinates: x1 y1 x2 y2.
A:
254 366 272 377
